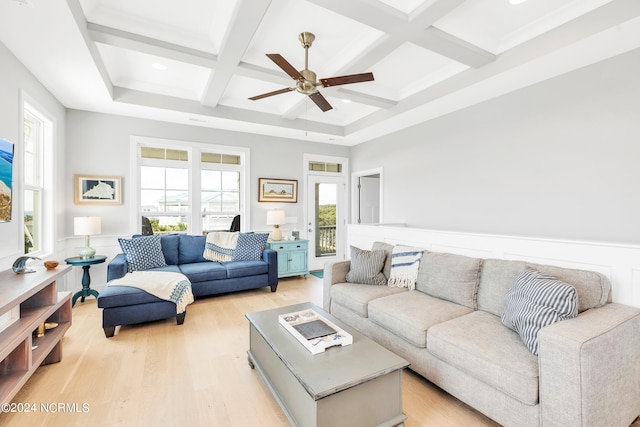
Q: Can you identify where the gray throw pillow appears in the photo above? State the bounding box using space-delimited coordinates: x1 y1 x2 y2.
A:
501 268 578 355
345 245 387 286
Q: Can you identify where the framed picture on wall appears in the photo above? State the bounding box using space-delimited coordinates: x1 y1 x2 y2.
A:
0 138 14 222
74 174 122 205
258 178 298 203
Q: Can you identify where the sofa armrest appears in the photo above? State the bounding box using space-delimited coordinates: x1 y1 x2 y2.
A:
322 260 351 311
107 253 128 282
263 249 278 290
538 303 640 427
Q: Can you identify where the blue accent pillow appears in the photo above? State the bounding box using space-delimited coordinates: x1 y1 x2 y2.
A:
232 233 269 261
118 234 167 273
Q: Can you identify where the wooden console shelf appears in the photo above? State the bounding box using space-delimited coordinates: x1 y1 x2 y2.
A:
0 265 72 403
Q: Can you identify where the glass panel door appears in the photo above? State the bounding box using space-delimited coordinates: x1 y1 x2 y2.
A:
307 175 345 271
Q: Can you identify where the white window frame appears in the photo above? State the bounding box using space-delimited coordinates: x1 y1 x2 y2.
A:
20 92 54 256
130 136 250 235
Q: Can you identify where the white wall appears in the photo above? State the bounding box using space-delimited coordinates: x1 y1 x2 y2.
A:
64 110 350 288
0 41 67 271
350 48 640 245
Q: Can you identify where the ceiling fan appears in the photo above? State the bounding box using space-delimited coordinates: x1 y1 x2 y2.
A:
249 32 374 112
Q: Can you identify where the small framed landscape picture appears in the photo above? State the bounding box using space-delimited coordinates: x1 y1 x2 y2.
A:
74 174 122 205
258 178 298 203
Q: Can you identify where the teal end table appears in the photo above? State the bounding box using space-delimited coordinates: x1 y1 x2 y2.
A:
65 255 107 307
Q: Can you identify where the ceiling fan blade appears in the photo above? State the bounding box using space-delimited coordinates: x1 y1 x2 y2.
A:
266 54 304 81
249 87 294 101
320 72 374 87
308 91 333 112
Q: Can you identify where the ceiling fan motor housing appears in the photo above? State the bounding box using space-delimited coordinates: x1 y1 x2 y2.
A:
296 69 317 94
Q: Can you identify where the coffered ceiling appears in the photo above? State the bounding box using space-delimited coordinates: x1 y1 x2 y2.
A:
1 0 639 145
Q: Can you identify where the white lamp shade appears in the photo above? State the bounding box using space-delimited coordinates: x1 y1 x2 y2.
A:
266 210 286 226
74 217 102 236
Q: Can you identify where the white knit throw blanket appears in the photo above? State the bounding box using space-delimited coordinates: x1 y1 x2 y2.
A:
107 271 194 314
203 231 239 261
387 245 424 290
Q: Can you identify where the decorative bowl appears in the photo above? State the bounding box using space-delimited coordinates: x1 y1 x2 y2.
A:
44 261 59 270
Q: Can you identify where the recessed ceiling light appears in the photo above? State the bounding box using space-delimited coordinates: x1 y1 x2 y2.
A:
13 0 34 7
342 99 352 103
151 63 167 71
509 0 527 4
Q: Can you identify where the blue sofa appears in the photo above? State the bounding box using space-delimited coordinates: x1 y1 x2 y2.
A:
97 234 278 337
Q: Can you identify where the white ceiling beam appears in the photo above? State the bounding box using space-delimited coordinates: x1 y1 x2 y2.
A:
307 0 494 67
87 23 218 68
65 0 113 98
87 23 295 87
200 0 272 108
345 0 640 139
113 86 343 136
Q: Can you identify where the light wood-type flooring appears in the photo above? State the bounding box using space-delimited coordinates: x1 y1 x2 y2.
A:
2 275 636 426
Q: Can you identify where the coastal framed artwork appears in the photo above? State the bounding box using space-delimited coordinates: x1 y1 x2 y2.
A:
0 138 14 222
74 174 122 205
258 178 298 203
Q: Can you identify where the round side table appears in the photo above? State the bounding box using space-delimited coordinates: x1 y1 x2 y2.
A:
65 255 107 307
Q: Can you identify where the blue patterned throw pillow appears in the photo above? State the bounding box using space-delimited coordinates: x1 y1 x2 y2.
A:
232 233 269 261
118 234 167 272
501 268 578 355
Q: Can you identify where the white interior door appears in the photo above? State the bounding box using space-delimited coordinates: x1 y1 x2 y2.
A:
306 175 345 271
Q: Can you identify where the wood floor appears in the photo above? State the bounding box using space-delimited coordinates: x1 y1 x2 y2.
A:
0 276 518 426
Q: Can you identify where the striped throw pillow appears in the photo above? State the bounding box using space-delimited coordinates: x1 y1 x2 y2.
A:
501 268 578 355
345 246 387 286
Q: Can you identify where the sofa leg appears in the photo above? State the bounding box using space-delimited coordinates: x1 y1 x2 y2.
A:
270 284 277 292
176 312 186 325
103 327 116 338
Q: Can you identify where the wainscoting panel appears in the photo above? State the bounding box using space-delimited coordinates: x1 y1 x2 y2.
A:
347 224 640 308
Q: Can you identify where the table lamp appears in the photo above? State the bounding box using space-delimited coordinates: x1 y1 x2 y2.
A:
74 216 101 259
266 210 286 241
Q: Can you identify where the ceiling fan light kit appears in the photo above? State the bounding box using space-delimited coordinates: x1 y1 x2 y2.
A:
249 32 374 112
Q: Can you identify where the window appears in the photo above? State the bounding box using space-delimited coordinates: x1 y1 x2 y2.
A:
140 147 190 233
201 151 241 233
22 100 53 254
135 139 248 235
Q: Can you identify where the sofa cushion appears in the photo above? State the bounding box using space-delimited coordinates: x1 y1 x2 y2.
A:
232 233 269 261
502 268 578 355
118 234 167 273
178 235 207 264
223 260 268 278
330 282 407 317
528 262 610 313
478 259 610 316
160 234 180 265
98 284 166 308
371 241 394 280
477 259 528 317
345 245 387 286
427 311 540 406
179 261 227 283
368 291 473 348
416 252 482 309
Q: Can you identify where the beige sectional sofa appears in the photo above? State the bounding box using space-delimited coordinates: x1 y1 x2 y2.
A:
323 242 640 427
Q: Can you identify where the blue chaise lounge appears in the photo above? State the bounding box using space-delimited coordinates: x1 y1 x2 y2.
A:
97 233 277 337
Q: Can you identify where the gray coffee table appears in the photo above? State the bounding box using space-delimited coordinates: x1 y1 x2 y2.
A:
246 302 409 427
